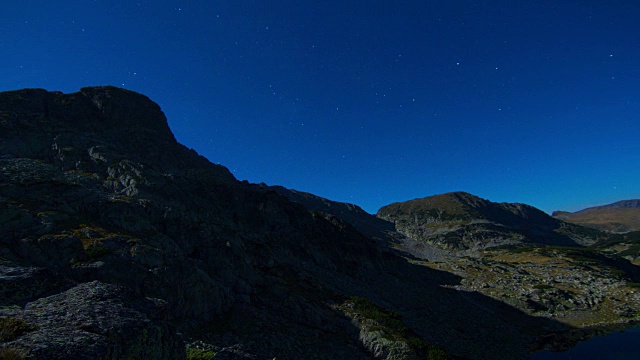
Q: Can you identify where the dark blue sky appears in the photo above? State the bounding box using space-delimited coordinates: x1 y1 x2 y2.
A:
2 1 639 214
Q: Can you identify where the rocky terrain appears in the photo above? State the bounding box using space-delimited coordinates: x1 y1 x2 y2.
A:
0 87 579 359
377 192 605 253
553 200 640 233
280 189 640 347
375 195 640 333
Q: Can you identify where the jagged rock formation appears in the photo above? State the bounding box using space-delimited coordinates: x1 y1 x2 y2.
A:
1 87 569 359
553 200 640 233
377 192 603 252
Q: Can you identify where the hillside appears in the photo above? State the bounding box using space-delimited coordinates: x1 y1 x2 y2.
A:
269 186 453 261
268 185 396 240
0 87 569 359
553 200 640 233
377 192 603 252
374 193 640 331
265 188 640 332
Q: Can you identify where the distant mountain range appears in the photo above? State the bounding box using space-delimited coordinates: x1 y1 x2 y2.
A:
553 200 640 233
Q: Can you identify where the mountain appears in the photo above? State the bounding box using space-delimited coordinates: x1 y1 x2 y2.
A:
259 186 640 334
268 185 395 239
377 192 603 252
374 193 640 332
1 87 571 359
269 186 455 261
553 200 640 233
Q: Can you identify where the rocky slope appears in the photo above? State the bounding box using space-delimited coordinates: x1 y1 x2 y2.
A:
0 87 570 359
373 193 640 330
268 186 395 240
270 186 451 261
274 187 640 336
553 200 640 233
377 192 604 253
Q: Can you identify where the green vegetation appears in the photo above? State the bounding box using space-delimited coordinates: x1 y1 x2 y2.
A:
618 245 640 257
346 296 447 359
348 296 404 333
0 347 26 360
82 238 112 260
0 317 37 342
592 233 640 249
186 347 216 360
538 246 601 262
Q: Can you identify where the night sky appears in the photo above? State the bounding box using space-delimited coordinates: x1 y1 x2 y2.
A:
2 1 639 214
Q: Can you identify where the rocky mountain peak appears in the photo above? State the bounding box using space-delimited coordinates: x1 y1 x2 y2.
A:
377 192 601 251
78 86 174 136
0 87 234 181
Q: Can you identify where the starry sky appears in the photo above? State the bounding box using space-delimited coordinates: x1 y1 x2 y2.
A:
2 1 639 214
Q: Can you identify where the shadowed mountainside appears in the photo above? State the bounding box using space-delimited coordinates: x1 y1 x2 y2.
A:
553 200 640 233
268 185 397 242
0 87 571 359
273 189 640 335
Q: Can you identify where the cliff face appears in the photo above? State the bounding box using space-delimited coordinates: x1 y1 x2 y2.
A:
0 87 564 359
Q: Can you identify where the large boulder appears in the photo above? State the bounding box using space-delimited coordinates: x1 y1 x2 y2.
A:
1 281 184 360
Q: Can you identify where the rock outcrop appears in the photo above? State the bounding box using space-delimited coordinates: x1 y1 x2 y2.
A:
1 279 184 359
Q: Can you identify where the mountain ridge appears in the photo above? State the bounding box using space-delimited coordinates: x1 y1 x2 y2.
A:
377 191 603 252
2 86 570 359
264 186 640 332
553 199 640 233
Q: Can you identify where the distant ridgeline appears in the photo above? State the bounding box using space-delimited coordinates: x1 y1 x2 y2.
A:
553 200 640 233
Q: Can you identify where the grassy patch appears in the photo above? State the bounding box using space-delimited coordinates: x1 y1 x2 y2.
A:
0 347 26 360
345 296 447 359
0 317 37 342
81 238 112 259
619 245 640 257
186 348 216 360
347 296 404 333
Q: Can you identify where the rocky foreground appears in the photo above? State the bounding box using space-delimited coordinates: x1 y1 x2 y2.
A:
1 87 638 359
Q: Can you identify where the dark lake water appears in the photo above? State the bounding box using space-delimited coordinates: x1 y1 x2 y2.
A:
531 326 640 360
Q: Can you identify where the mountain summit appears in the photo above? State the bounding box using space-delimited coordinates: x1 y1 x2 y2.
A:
377 192 601 252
